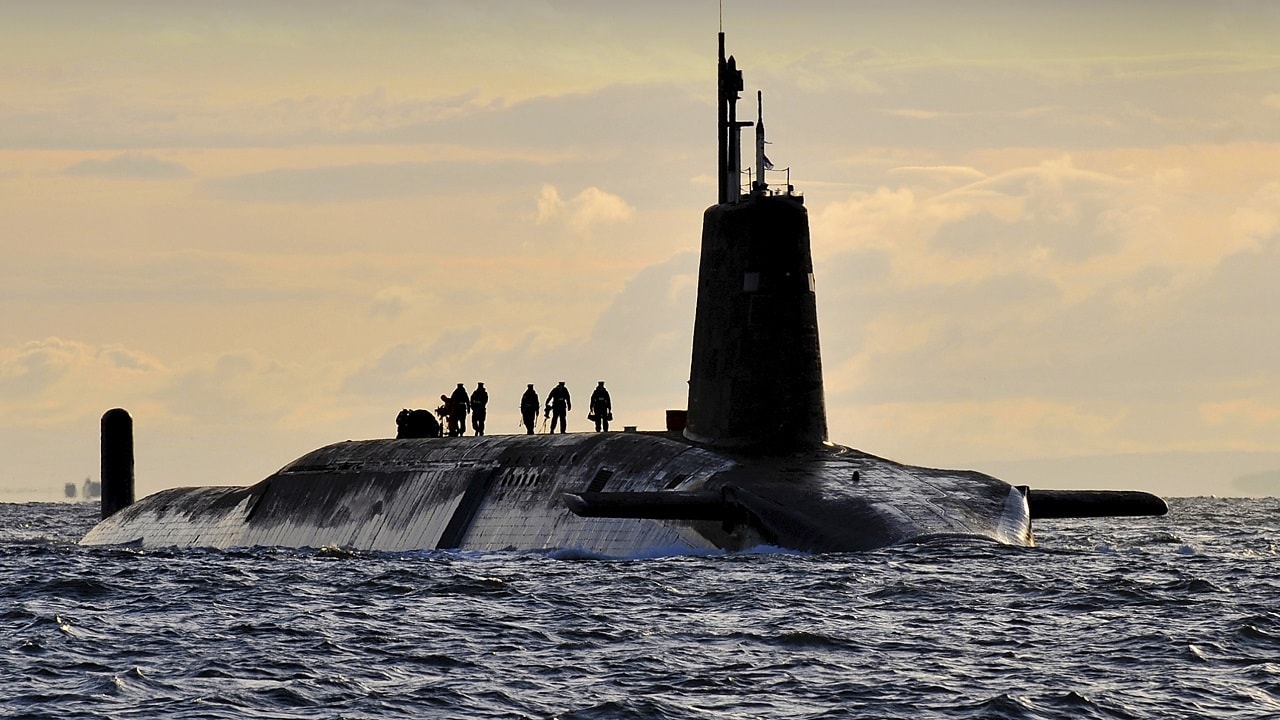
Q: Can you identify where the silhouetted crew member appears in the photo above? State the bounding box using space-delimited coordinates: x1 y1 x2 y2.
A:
449 383 470 437
589 381 613 432
470 382 489 436
520 384 540 435
435 394 451 431
547 381 571 434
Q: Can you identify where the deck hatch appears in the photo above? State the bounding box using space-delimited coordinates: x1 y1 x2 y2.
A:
586 469 614 493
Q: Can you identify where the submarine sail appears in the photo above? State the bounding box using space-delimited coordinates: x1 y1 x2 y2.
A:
80 33 1165 553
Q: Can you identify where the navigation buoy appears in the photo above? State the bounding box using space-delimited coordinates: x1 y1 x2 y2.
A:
100 408 134 519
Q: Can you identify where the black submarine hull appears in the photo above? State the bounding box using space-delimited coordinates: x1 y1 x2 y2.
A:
79 431 1035 553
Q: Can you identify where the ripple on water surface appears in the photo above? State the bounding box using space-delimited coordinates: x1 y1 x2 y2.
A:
2 498 1280 718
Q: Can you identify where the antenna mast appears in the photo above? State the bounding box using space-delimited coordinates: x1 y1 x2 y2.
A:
754 90 769 194
717 32 748 204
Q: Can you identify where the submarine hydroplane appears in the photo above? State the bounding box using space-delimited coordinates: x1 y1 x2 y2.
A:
80 34 1166 554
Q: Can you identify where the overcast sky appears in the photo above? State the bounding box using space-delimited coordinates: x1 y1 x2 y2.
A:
3 1 1279 500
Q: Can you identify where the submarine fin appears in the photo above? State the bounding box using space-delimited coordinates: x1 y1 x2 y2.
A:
1025 489 1169 519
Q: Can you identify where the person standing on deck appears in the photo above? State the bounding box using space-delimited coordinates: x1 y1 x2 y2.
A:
546 381 571 434
589 381 612 432
520 384 540 435
435 394 451 432
448 383 470 437
470 382 489 436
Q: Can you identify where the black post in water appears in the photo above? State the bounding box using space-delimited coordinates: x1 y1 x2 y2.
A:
100 408 135 519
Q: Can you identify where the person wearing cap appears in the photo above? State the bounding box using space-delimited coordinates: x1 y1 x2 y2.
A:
546 381 572 434
469 382 489 436
589 381 613 432
448 383 470 437
520 384 540 435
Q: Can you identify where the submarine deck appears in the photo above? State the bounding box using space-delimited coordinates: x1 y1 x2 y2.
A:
80 430 1033 554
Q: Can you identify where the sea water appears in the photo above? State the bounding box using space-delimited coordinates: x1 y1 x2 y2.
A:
3 497 1278 719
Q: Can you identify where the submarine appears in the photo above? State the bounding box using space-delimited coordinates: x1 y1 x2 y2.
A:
80 34 1166 554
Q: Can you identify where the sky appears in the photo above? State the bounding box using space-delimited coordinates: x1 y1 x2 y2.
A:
3 0 1280 501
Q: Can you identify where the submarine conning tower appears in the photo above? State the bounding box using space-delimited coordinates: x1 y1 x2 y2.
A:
684 33 829 453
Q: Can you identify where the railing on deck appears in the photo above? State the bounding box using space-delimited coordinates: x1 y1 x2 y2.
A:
741 167 802 198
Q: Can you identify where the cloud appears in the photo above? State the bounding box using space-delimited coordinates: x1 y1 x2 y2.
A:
204 160 490 204
534 184 636 239
61 152 192 179
751 52 1280 187
335 251 698 429
1201 398 1280 429
158 350 311 424
340 328 485 399
0 338 166 424
887 164 987 191
577 251 697 392
0 77 705 154
806 148 1280 461
1230 181 1280 246
368 286 421 320
200 149 648 207
0 339 328 431
0 85 495 151
0 248 340 307
253 86 489 136
888 108 947 120
818 155 1208 297
489 251 698 406
6 5 1280 162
